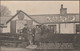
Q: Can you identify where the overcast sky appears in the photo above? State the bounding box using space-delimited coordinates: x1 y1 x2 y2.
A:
1 1 79 15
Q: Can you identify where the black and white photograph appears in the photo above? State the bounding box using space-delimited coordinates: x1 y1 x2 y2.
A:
0 1 80 51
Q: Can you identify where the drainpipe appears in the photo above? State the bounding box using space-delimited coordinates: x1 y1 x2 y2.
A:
59 16 60 34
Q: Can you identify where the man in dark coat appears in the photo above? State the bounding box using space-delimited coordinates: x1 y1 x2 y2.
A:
22 24 30 45
22 24 29 34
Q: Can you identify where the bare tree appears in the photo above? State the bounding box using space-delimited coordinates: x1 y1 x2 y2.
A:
0 5 11 17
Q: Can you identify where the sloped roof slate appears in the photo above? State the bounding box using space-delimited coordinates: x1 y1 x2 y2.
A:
0 10 79 25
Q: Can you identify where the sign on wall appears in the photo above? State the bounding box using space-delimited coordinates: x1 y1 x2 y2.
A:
18 12 24 20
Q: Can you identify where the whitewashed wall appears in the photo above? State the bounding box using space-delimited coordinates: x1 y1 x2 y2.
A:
60 23 76 34
3 22 10 33
2 14 39 33
2 15 19 33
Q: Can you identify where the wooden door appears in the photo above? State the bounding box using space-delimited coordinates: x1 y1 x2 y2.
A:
10 20 16 34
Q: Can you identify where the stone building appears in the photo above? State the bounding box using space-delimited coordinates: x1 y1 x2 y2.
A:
0 4 80 34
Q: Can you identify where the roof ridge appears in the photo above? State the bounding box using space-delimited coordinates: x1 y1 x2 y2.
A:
6 11 21 24
20 10 41 24
6 10 40 24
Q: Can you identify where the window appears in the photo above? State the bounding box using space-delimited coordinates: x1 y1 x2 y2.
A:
48 25 56 33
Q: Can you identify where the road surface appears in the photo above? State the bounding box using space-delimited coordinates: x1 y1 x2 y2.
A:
1 47 80 51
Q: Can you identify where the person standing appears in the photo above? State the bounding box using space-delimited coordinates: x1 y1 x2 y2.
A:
22 24 29 35
32 27 36 44
35 26 41 43
28 28 33 45
22 24 30 46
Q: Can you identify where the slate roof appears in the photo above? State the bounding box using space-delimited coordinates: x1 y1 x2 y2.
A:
6 10 41 24
0 10 80 26
30 13 80 24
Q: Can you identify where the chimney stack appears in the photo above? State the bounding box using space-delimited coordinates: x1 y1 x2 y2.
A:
60 4 67 15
